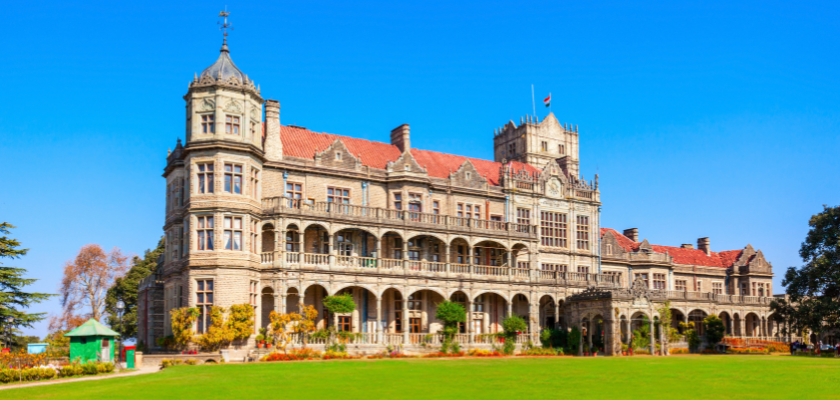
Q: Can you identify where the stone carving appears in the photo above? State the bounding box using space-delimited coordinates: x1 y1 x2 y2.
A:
224 99 243 114
547 177 562 198
201 98 215 112
250 107 260 121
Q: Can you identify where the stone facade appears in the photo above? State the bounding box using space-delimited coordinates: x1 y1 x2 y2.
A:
136 40 779 354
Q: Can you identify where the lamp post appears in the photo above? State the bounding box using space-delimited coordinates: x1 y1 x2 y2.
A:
115 301 125 369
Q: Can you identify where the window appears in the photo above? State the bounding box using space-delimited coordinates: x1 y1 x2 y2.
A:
752 282 757 296
576 266 590 274
201 114 215 133
542 263 568 272
490 215 502 222
408 293 422 310
712 282 723 295
286 182 302 199
338 316 351 332
559 144 565 154
250 168 260 198
250 220 259 253
393 193 402 210
409 318 421 333
408 193 422 212
250 122 257 139
197 216 214 250
541 141 548 152
225 115 240 135
465 172 471 180
432 200 440 215
286 230 300 252
196 279 214 333
393 238 403 259
653 273 666 290
676 279 687 292
508 142 516 157
457 203 481 219
335 152 342 161
197 163 214 194
224 164 242 194
517 208 531 225
456 245 465 264
638 273 650 288
249 281 258 306
540 211 567 247
224 217 243 250
741 282 748 296
327 187 350 203
576 215 590 250
604 271 622 283
472 295 485 312
696 280 703 292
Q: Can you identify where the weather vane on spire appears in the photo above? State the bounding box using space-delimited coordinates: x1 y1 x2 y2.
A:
218 7 233 44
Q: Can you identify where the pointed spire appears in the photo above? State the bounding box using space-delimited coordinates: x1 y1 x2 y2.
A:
194 72 198 82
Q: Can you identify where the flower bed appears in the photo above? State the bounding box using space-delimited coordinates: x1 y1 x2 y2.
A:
518 348 565 356
423 352 465 358
261 348 322 362
467 349 504 357
322 350 358 360
726 347 768 354
669 348 689 355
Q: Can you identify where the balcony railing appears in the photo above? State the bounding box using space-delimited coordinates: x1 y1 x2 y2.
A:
262 198 536 237
268 252 620 286
666 290 774 305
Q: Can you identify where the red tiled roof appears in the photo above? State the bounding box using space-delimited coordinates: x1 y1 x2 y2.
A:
279 125 539 185
601 228 743 268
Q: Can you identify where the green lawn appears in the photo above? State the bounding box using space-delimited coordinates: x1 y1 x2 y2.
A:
9 355 840 399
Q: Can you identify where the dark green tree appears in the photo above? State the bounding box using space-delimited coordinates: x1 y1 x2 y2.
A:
322 294 356 315
0 222 53 337
105 237 164 338
703 315 726 345
783 205 840 338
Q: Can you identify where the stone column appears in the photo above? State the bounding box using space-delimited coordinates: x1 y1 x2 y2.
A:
327 233 335 268
578 321 584 356
649 316 656 355
465 244 472 274
507 300 513 318
507 251 514 277
402 238 409 262
605 319 615 356
278 228 286 268
739 319 746 338
280 294 287 314
374 238 382 264
376 296 383 344
402 296 409 345
466 298 473 345
554 302 561 329
444 243 451 274
660 320 667 356
587 321 593 350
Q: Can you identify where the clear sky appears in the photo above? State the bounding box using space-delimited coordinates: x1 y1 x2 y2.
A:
2 1 838 338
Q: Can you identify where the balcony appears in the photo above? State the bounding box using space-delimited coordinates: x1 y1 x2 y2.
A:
666 290 773 305
262 198 537 240
264 251 619 287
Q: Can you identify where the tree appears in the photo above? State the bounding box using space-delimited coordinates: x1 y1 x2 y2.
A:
269 311 302 354
105 238 164 338
322 294 356 315
783 205 840 340
55 244 128 327
435 301 466 353
501 315 527 354
770 297 802 341
0 222 53 335
703 315 726 345
680 321 701 352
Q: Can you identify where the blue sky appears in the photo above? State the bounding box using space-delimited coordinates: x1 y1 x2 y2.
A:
2 1 838 337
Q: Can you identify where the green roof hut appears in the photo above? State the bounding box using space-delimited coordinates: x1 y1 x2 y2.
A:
65 319 120 363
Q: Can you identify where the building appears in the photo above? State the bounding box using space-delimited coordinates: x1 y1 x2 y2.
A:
137 37 779 356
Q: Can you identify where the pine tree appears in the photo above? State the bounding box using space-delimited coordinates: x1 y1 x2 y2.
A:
105 237 165 338
0 222 53 329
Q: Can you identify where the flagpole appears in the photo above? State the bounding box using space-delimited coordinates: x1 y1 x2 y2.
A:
531 84 536 118
549 92 552 114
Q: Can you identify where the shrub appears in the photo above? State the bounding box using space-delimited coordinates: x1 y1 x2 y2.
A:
703 315 726 345
323 350 356 360
323 294 356 314
670 348 689 355
196 306 235 351
519 347 561 356
567 327 581 354
82 362 99 375
227 304 256 340
185 359 198 365
261 348 322 361
424 351 465 358
170 307 200 349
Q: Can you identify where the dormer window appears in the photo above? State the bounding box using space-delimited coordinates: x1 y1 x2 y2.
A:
225 115 240 135
465 172 471 180
404 164 410 171
201 115 215 133
335 152 342 161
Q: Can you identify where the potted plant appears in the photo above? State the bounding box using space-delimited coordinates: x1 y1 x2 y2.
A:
621 344 628 356
256 334 264 348
592 347 598 357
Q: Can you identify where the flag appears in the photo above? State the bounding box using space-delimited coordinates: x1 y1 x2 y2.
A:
544 93 551 107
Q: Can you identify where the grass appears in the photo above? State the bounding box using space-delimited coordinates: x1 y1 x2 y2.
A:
8 355 840 399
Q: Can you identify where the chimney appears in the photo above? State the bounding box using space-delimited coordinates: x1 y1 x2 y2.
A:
623 228 639 242
681 244 694 249
391 124 410 152
698 237 710 255
264 100 282 161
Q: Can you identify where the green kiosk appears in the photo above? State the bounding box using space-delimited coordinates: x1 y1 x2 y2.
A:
66 318 120 363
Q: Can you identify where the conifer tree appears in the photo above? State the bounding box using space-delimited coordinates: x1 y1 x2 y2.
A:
0 222 53 329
